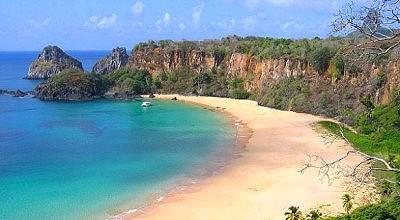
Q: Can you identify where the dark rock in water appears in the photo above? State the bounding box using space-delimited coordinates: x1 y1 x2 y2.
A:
92 47 129 74
0 89 32 97
34 69 108 101
13 90 27 97
149 93 155 98
171 97 177 100
104 91 142 100
26 45 83 79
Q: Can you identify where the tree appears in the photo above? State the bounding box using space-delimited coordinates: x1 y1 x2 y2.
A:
342 193 354 214
333 0 400 58
310 47 335 73
284 206 305 220
306 210 322 220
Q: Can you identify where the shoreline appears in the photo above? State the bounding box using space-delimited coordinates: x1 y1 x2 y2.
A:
121 95 376 220
108 98 253 220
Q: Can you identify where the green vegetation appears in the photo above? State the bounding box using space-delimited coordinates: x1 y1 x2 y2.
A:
341 194 354 214
307 210 323 220
134 36 348 74
153 68 252 99
284 206 305 220
106 68 152 95
258 76 312 113
327 197 400 220
317 93 400 219
228 77 251 99
35 69 109 100
310 47 336 73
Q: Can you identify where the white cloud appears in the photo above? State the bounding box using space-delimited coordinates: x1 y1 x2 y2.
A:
212 18 236 30
281 21 304 31
27 18 51 28
86 14 117 29
178 23 186 31
242 16 256 30
163 13 171 25
192 2 205 25
246 0 339 10
245 0 260 8
155 12 173 32
266 0 295 7
131 1 144 15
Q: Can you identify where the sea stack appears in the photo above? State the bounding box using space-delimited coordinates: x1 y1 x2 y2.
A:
92 47 129 74
26 45 83 79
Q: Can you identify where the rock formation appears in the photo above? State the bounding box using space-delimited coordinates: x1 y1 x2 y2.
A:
26 46 83 79
34 69 106 101
92 47 129 74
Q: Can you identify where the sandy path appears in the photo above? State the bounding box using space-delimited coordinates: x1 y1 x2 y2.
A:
126 95 373 220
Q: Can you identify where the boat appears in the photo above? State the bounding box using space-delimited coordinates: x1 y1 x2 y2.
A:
141 101 152 107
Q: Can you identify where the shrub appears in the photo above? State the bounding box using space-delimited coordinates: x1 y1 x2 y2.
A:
310 47 336 73
107 69 152 95
228 77 251 99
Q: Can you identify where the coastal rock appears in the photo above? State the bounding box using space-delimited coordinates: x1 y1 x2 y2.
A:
27 46 83 79
104 91 142 100
0 89 32 97
92 47 129 74
34 69 107 101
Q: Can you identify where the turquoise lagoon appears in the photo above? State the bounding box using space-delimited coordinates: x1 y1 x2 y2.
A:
0 52 235 219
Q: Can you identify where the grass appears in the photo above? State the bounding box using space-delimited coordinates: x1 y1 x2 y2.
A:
318 118 400 219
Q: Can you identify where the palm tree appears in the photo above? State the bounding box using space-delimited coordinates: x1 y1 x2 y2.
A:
342 193 353 214
306 210 322 220
284 206 305 220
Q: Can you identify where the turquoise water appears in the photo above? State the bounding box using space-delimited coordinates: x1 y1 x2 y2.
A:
0 52 235 219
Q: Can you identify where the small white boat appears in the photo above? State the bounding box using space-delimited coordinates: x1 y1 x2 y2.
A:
141 101 152 107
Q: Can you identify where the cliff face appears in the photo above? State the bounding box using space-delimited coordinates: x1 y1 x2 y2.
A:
226 53 317 91
128 47 319 92
127 44 399 117
27 46 83 79
92 47 129 74
128 47 226 74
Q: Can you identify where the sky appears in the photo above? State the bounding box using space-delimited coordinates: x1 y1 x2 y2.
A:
0 0 356 51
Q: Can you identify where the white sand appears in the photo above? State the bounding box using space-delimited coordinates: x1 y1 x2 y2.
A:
127 95 375 220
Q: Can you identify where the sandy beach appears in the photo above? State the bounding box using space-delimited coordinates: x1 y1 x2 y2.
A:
126 95 375 220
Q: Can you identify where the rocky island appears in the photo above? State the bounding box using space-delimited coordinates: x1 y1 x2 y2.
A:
92 47 129 74
26 45 83 79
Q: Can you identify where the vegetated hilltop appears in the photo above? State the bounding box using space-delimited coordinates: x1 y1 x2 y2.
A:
32 35 400 125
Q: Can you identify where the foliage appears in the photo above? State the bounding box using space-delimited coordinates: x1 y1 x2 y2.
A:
258 77 311 113
35 69 109 100
328 196 400 220
154 68 252 99
310 47 336 73
284 206 305 220
342 194 354 214
328 56 345 82
107 68 152 95
228 77 251 99
306 210 323 220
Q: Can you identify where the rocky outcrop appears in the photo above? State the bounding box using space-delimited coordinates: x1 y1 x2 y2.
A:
92 47 129 74
27 46 83 79
128 47 226 75
0 89 32 97
226 53 317 91
34 69 107 101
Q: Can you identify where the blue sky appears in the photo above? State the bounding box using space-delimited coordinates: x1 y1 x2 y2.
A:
0 0 353 51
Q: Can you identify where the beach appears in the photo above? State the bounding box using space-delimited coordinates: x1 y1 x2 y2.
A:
126 95 376 220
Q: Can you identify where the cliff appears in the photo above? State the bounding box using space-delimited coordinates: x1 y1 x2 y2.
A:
128 46 225 74
27 46 83 79
126 40 399 120
92 47 129 74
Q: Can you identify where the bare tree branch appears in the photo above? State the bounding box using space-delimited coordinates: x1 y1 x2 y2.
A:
333 0 400 58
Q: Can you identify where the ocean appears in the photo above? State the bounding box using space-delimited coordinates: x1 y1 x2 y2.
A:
0 51 235 219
